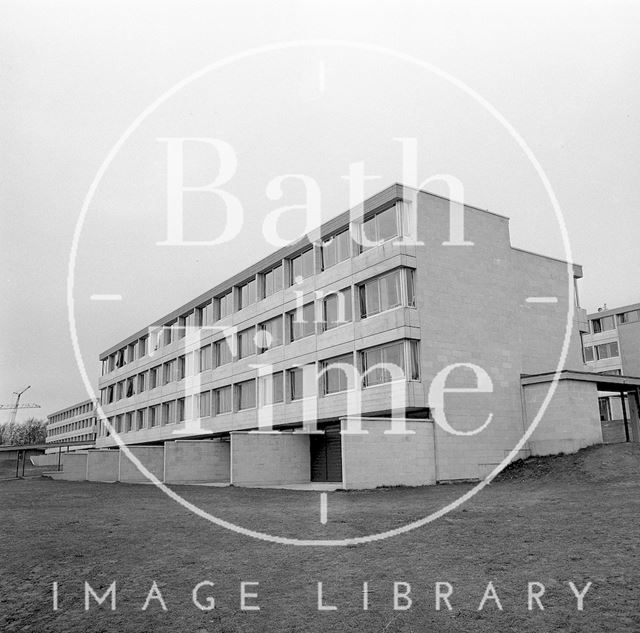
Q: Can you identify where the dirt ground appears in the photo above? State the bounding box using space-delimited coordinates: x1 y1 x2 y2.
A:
1 443 639 632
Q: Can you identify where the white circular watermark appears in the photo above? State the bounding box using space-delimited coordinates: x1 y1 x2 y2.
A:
67 39 575 546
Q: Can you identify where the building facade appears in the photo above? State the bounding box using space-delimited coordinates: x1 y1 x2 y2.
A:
77 183 605 488
46 399 97 452
582 302 640 441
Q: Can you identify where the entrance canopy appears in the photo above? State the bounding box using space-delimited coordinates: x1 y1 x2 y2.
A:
521 370 640 394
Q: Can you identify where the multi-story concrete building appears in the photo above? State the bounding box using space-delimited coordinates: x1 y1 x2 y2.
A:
52 184 639 488
582 303 640 376
46 399 97 452
582 302 640 442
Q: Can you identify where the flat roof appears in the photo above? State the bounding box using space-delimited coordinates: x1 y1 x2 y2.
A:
0 440 96 452
99 183 583 359
587 302 640 320
521 369 640 391
47 399 96 418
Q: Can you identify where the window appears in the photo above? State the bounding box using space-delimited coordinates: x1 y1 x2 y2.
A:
214 338 232 366
261 263 283 298
138 336 148 358
321 229 350 269
322 289 352 330
592 315 616 333
595 342 619 360
124 413 132 433
214 386 232 414
177 315 187 339
149 366 160 389
584 346 595 362
127 343 136 363
195 301 212 327
176 398 186 422
359 268 414 318
258 372 284 406
237 278 257 310
149 405 159 427
198 345 212 372
163 359 175 384
288 366 308 401
115 348 126 368
137 372 146 393
177 355 186 380
618 309 640 324
289 248 314 285
236 379 256 410
238 328 256 359
287 303 316 341
215 291 233 320
164 322 175 346
116 381 124 400
136 409 145 430
361 340 412 387
126 377 135 398
257 316 283 353
196 391 211 418
162 401 176 425
108 355 115 372
359 205 399 252
321 354 354 395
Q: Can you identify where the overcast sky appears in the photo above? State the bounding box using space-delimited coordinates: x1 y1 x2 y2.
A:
1 0 639 421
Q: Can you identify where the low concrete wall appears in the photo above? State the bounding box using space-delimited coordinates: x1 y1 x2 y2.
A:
32 453 61 467
164 440 230 483
56 452 88 481
119 446 164 483
231 432 310 486
86 450 119 482
524 379 603 456
341 418 436 489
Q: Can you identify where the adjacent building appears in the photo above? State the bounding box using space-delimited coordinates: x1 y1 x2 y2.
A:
45 399 97 452
582 302 640 442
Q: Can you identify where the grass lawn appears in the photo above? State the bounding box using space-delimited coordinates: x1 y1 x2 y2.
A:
1 444 639 632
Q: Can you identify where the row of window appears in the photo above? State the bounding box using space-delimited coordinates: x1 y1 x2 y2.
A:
48 434 94 444
48 402 94 424
591 309 640 333
98 340 420 434
101 268 416 403
48 417 96 436
584 341 619 362
102 204 407 376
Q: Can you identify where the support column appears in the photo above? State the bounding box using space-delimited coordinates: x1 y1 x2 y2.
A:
621 391 630 443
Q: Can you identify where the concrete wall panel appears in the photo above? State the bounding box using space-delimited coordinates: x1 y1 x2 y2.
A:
164 440 230 483
118 446 164 483
341 418 435 489
86 450 119 482
231 432 309 486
